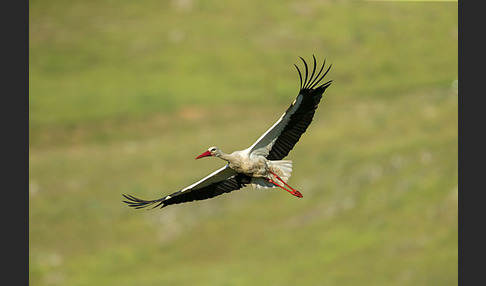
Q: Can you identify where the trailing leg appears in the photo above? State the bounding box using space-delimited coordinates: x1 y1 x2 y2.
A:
267 170 303 198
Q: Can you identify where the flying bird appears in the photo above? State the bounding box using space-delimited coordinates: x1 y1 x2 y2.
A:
123 55 332 210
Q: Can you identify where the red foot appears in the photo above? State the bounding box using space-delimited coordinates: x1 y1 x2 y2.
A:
268 175 303 199
291 190 303 198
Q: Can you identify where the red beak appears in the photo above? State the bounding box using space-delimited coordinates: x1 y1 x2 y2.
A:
195 150 212 160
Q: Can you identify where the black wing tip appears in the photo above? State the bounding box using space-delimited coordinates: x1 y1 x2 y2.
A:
122 193 166 210
295 55 332 92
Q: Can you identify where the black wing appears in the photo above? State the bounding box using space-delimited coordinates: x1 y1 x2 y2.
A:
248 55 332 160
123 165 252 209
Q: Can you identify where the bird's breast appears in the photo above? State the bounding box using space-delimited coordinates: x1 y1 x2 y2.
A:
228 156 268 177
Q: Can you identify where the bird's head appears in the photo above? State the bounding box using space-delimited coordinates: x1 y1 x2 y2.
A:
195 146 221 159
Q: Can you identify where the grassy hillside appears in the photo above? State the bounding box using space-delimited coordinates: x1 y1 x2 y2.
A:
30 1 457 285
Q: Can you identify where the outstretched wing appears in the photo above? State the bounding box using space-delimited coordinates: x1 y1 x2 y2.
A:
247 55 332 160
123 165 252 209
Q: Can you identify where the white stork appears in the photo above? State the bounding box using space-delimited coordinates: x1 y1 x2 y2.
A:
123 55 332 209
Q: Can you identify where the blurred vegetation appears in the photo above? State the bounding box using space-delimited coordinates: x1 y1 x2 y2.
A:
30 1 457 285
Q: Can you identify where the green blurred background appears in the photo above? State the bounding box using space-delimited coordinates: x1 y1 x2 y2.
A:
29 1 458 285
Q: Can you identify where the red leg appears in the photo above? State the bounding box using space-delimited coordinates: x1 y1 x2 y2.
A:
267 171 303 198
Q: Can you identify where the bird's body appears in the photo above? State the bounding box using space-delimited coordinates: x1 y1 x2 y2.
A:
123 55 332 210
210 148 271 178
203 146 293 188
